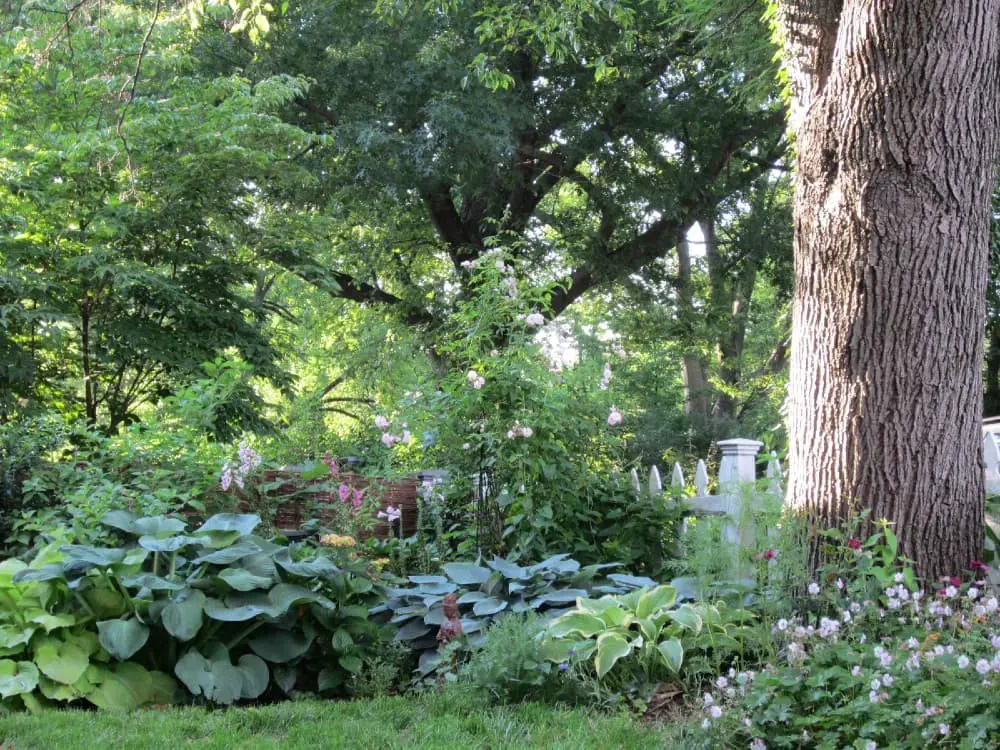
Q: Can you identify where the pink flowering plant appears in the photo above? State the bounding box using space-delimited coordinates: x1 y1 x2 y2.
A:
376 250 673 568
694 521 1000 748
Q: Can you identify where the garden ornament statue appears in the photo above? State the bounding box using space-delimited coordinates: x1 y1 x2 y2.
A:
437 594 463 644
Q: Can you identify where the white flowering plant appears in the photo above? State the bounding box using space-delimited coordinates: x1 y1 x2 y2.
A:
695 521 1000 748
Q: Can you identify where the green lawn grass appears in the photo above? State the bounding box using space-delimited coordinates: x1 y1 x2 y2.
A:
0 691 693 749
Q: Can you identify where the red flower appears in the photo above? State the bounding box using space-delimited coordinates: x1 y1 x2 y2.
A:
754 549 777 562
847 538 862 551
971 560 990 572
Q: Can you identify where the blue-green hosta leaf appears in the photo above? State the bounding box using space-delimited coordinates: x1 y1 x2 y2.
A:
273 664 297 694
456 591 488 605
139 535 196 553
121 574 185 591
101 511 139 534
268 583 331 612
407 575 448 585
218 568 273 591
461 618 484 634
272 551 339 578
194 514 261 537
237 654 269 699
424 606 445 626
0 660 39 698
192 539 262 565
60 546 126 568
531 588 587 606
203 595 277 622
595 632 632 678
657 638 684 672
547 612 606 638
242 552 278 580
161 590 206 642
394 619 433 641
487 557 528 580
248 630 314 663
417 650 441 676
133 516 187 537
97 618 150 661
441 563 491 585
635 586 678 619
608 573 657 590
528 554 580 575
417 581 457 595
472 597 508 616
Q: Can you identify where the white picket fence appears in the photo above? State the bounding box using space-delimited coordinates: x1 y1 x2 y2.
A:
630 438 783 551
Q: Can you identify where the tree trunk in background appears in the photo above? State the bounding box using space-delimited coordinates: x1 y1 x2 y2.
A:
778 0 1000 579
676 231 712 417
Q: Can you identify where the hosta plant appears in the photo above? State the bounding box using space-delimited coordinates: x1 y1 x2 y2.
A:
3 511 391 708
378 553 657 680
0 550 176 711
540 585 754 689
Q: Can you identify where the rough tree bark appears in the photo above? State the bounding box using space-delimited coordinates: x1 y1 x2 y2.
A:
778 0 1000 579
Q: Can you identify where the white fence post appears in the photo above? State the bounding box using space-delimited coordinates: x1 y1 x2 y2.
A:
715 438 763 556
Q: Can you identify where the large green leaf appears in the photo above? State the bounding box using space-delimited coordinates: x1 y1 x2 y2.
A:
0 660 39 698
161 590 206 642
194 514 261 536
133 516 187 537
248 630 314 663
60 546 126 568
101 511 139 534
441 562 491 585
138 535 195 553
657 638 684 672
192 539 262 565
236 654 269 699
635 586 677 619
472 597 508 616
29 613 75 633
121 574 185 591
539 638 594 663
203 595 278 622
664 606 703 634
547 612 606 638
218 568 273 591
595 632 631 678
0 626 35 653
98 618 150 661
34 637 90 684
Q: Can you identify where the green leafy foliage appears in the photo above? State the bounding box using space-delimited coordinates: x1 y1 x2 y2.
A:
381 553 655 682
0 511 391 709
542 585 754 690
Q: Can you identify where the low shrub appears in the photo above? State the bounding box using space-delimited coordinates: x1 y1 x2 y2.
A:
540 584 756 695
379 554 656 682
0 511 392 710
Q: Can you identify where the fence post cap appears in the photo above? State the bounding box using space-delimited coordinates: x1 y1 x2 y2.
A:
716 438 764 455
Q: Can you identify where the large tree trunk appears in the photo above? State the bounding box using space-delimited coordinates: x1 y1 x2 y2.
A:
779 0 1000 579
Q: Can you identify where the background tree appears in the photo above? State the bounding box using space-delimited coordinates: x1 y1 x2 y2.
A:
777 0 1000 577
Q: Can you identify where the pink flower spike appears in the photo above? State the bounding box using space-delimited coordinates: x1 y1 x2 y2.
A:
338 483 351 503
